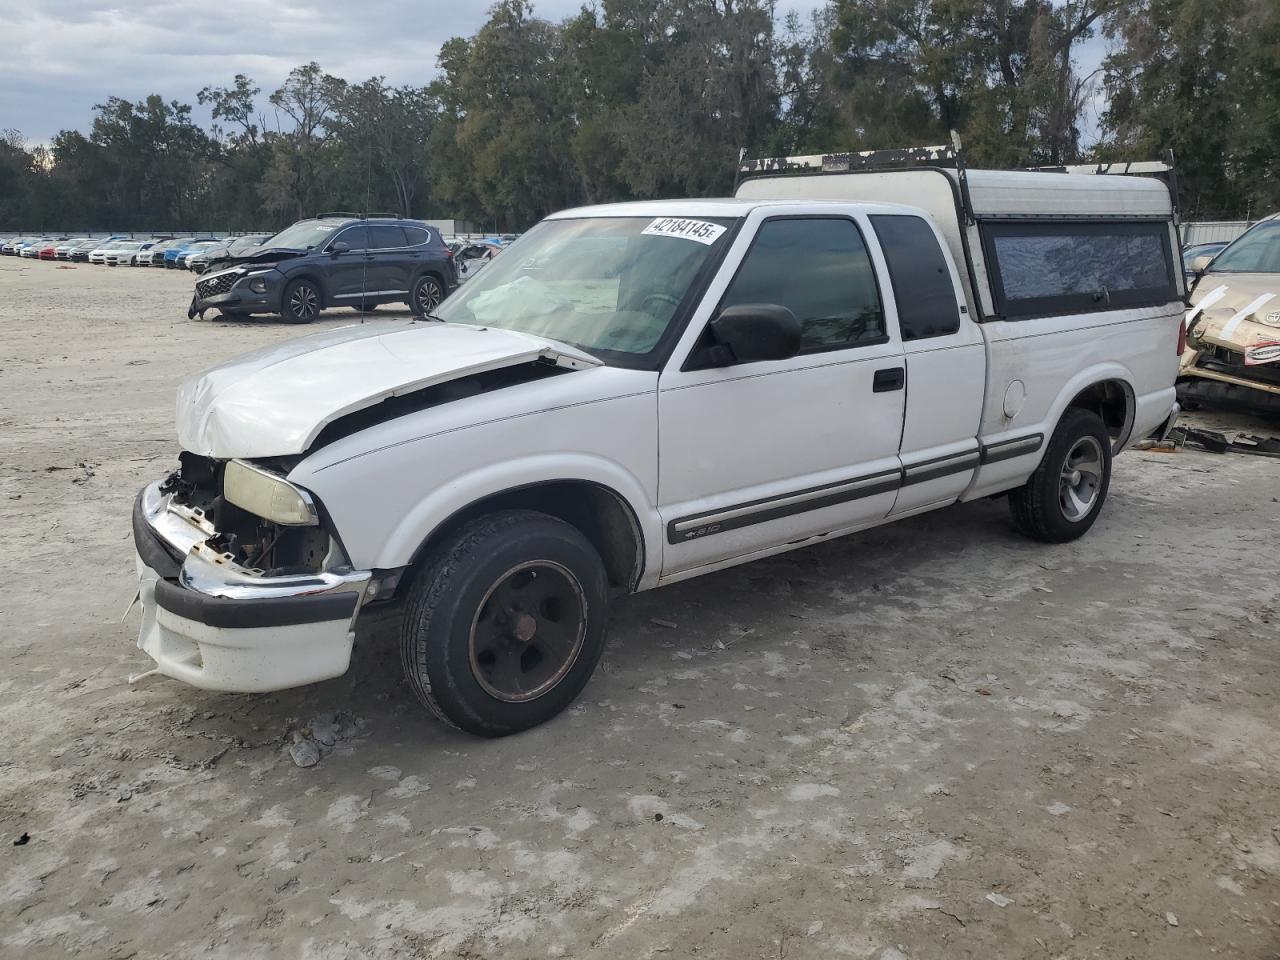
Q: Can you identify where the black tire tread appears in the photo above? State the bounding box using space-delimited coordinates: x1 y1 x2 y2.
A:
1009 406 1111 543
400 509 604 736
281 278 321 324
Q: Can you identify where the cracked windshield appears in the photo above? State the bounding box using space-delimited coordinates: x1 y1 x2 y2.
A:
433 216 735 358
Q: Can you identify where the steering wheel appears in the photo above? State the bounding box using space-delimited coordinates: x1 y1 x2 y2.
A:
641 292 681 314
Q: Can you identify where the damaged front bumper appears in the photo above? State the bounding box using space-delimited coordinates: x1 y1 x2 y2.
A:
131 481 371 692
188 267 282 318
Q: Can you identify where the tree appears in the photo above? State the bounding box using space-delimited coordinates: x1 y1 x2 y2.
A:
1101 0 1279 218
261 63 347 220
332 78 438 218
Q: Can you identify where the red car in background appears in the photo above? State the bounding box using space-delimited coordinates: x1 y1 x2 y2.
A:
37 242 60 260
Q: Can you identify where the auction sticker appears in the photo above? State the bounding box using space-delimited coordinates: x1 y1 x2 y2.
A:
642 218 727 245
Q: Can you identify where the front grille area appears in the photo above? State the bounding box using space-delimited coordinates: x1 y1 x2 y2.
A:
197 272 237 298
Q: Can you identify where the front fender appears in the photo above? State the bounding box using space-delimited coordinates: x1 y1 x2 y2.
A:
307 452 662 585
380 453 659 572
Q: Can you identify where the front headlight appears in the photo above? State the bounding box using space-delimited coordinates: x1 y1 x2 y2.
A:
223 459 318 526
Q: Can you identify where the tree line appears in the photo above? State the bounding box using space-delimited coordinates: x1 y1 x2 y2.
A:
1 0 1275 233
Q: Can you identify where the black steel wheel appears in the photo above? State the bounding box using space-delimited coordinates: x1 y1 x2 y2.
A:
282 278 321 324
401 510 609 737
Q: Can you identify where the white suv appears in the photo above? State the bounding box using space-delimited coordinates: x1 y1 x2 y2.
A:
131 148 1182 736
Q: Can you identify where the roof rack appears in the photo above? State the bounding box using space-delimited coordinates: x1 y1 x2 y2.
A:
313 211 404 221
738 143 958 177
1025 160 1171 176
736 137 1180 224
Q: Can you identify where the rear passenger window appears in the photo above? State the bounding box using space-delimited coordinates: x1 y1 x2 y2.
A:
721 218 885 352
982 221 1177 318
870 215 961 340
369 225 407 249
403 226 433 246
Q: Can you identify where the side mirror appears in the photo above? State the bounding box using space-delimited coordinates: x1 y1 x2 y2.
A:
1189 254 1213 276
330 241 350 256
707 304 801 366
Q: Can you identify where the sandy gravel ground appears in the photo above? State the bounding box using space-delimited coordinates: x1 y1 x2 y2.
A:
1 256 1279 960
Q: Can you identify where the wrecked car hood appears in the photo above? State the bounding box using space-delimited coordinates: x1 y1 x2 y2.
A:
1185 274 1280 364
175 320 601 458
222 246 306 268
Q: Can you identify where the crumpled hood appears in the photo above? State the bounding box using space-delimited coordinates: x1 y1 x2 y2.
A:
220 246 305 269
175 320 601 458
1187 274 1280 363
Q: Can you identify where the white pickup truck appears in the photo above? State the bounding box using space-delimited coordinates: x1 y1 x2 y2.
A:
132 146 1183 736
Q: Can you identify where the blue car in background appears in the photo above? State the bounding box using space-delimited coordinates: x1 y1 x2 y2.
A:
164 239 207 268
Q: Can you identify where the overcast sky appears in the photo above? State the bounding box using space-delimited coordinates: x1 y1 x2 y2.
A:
2 0 1104 148
0 0 828 144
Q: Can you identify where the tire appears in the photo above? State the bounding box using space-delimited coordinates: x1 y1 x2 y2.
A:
1009 407 1112 543
281 278 322 324
409 274 445 317
401 510 609 737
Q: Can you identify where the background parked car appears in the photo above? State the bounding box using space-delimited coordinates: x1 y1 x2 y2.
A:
189 214 455 322
54 238 90 259
69 238 110 262
89 239 131 264
164 239 206 268
448 238 503 284
19 238 51 258
174 240 222 270
1 237 32 255
136 237 188 266
37 240 64 260
1182 241 1228 282
187 234 271 274
103 240 154 266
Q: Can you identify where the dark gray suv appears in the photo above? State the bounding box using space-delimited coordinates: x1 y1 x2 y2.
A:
188 214 456 323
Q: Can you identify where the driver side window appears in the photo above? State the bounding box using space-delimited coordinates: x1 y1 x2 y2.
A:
720 218 886 353
333 226 370 251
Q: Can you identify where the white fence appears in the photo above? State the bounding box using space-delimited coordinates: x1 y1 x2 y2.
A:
1181 221 1254 245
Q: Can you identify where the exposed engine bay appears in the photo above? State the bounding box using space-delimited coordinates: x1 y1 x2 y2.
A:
160 452 331 575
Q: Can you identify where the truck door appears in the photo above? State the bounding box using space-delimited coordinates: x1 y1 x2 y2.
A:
867 214 985 515
658 215 907 577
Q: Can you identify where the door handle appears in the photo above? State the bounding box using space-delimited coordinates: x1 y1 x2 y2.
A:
873 367 905 392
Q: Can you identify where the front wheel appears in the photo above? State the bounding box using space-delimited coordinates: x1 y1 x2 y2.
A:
410 274 445 317
281 278 322 324
1009 407 1112 542
400 510 609 737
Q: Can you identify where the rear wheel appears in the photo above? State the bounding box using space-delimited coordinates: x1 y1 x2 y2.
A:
410 274 445 317
1009 407 1112 542
282 278 322 324
400 510 609 737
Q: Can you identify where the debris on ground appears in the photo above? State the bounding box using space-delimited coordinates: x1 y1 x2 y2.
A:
287 711 368 768
1166 912 1179 927
288 736 321 768
1169 426 1280 457
13 832 30 846
985 892 1013 907
117 785 133 802
649 617 678 629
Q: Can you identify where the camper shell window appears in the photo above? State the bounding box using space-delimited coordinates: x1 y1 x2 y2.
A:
980 220 1178 320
